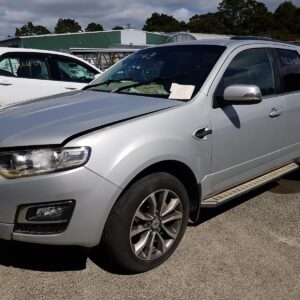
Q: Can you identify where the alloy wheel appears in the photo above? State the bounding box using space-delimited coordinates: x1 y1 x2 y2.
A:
130 189 183 260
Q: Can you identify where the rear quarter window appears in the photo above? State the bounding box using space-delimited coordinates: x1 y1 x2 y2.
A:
276 48 300 93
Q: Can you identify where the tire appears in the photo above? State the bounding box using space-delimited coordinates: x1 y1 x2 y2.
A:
100 172 189 273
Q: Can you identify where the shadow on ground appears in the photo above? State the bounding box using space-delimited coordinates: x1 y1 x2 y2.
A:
0 240 88 272
269 169 300 194
284 168 300 181
196 181 277 225
0 239 133 275
197 169 300 224
0 169 298 273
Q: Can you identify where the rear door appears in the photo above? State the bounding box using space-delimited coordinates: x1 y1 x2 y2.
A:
274 48 300 164
0 52 62 106
48 55 98 92
208 47 285 194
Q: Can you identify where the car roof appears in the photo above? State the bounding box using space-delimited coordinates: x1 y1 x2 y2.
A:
0 47 101 72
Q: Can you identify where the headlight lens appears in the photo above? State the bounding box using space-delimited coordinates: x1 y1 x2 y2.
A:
0 147 90 179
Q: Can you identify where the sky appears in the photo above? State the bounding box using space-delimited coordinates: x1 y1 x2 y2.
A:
0 0 300 37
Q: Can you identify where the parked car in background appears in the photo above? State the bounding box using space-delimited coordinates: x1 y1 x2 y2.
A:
0 38 299 273
0 48 102 107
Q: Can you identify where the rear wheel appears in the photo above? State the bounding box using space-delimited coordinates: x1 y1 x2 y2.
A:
101 172 189 273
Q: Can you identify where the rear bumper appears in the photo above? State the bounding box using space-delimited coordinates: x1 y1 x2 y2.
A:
0 167 122 247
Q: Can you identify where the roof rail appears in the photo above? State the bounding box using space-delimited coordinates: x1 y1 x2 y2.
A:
231 36 297 46
231 36 280 42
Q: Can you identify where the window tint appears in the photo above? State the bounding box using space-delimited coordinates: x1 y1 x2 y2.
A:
276 49 300 93
217 48 275 97
53 57 96 83
0 55 50 80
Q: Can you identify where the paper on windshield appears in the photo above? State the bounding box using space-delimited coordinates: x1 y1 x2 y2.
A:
169 83 195 100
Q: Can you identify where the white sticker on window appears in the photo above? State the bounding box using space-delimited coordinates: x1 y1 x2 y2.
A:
169 83 195 100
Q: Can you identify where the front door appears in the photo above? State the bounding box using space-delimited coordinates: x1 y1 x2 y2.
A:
209 47 284 194
48 55 98 92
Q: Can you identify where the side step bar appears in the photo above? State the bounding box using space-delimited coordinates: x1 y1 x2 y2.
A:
201 162 299 208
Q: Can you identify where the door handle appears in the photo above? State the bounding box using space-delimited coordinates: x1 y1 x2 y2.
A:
269 108 282 118
193 127 212 140
0 80 12 86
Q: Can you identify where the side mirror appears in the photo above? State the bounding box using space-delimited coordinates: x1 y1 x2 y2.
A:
223 84 262 105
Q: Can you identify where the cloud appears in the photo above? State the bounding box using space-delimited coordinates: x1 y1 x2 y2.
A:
0 0 299 37
173 8 193 22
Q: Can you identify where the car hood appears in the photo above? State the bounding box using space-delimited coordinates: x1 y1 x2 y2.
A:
0 90 181 148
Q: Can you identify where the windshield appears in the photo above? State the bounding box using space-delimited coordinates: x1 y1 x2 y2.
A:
86 45 226 101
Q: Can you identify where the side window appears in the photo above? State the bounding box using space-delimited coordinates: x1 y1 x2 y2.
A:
276 49 300 93
0 54 50 80
0 58 15 77
217 48 275 97
53 57 96 83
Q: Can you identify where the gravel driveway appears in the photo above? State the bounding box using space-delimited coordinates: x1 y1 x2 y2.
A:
0 170 299 300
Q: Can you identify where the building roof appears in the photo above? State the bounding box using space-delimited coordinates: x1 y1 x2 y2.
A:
0 30 169 51
166 32 231 43
0 36 19 43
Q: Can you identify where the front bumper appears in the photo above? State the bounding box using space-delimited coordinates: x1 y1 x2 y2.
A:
0 167 122 247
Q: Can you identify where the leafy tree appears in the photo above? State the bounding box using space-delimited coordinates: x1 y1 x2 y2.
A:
274 1 300 34
243 3 275 35
187 13 229 34
15 21 50 36
143 13 186 32
33 25 51 35
218 0 273 35
85 22 104 32
112 26 124 30
55 18 82 33
218 0 246 30
298 8 300 35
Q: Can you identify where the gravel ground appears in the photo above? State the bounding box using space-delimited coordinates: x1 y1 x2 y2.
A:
0 171 299 300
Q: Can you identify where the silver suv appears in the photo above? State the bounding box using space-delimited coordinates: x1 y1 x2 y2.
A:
0 38 299 272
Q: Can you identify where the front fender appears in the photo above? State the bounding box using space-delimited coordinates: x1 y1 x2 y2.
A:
99 137 201 188
66 100 211 191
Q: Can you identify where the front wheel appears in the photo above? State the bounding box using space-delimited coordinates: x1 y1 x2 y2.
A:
100 172 189 273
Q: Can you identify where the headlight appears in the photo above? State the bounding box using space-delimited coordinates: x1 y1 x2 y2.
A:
0 147 90 179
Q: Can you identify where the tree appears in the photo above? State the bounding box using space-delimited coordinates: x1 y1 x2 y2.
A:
112 26 124 30
274 1 300 34
298 7 300 34
218 0 247 31
243 2 275 35
85 22 103 32
218 0 274 35
187 13 229 34
15 21 50 36
143 13 186 32
55 18 82 33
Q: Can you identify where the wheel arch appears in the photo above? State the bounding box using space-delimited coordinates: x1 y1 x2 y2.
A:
119 160 202 223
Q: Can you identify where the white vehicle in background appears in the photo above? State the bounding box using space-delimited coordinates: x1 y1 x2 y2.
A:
0 48 102 107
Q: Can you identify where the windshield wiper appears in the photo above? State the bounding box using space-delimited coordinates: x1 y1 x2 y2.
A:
113 73 187 93
83 78 133 90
